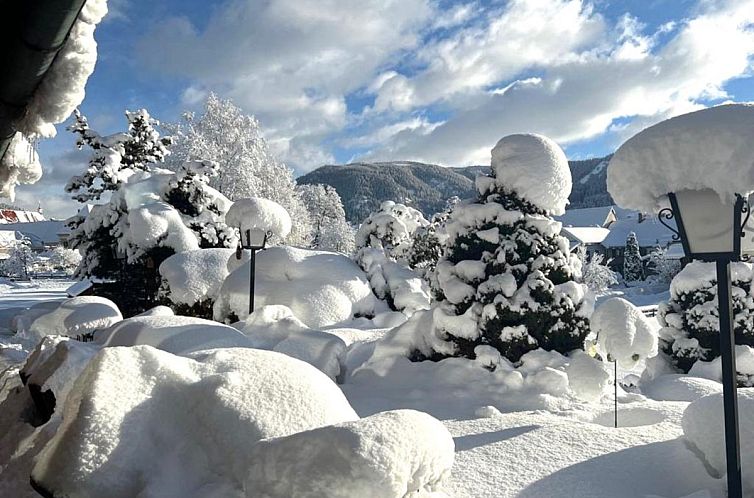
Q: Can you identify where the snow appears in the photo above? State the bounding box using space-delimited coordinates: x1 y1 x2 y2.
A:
555 205 616 228
94 315 254 355
225 197 292 241
30 346 359 498
234 305 347 379
686 345 754 383
565 351 611 402
591 297 658 369
561 226 610 244
159 248 237 306
682 388 754 493
358 247 431 315
608 104 754 213
642 375 722 402
483 133 572 215
670 260 752 298
245 409 455 497
127 201 200 254
214 246 386 327
12 296 122 344
16 0 108 139
0 133 43 201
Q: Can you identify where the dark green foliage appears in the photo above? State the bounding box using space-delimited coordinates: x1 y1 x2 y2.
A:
623 231 644 281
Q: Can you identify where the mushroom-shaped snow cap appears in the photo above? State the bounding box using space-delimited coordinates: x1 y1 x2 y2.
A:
488 133 572 215
226 197 292 240
608 104 754 214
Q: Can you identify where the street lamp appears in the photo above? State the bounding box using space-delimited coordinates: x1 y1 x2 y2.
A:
237 227 272 315
658 188 751 498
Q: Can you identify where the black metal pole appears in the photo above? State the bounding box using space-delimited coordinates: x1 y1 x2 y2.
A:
614 359 618 429
249 248 256 315
716 259 742 498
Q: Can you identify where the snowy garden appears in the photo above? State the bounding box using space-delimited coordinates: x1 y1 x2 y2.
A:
3 1 754 497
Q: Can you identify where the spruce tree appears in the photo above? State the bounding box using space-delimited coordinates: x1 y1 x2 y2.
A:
623 231 644 281
411 134 591 364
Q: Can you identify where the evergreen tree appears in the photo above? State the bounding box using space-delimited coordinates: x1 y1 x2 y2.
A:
165 93 312 245
623 231 644 281
411 135 590 364
408 196 459 276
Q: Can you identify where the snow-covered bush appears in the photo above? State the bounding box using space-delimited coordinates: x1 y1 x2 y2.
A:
646 246 681 285
45 247 82 274
12 297 122 344
245 409 454 497
409 134 591 363
158 248 237 318
30 346 360 498
165 93 313 246
623 231 644 281
65 110 235 315
234 305 347 379
683 388 754 493
408 196 458 277
576 246 619 292
299 183 355 254
214 246 386 327
658 261 754 383
591 297 658 369
356 201 428 264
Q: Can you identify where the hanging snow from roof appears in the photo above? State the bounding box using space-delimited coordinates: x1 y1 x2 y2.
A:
608 104 754 213
16 0 109 139
484 133 572 215
0 133 42 200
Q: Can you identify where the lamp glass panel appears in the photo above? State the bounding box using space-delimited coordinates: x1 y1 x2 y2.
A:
246 228 267 248
674 189 735 255
742 194 754 257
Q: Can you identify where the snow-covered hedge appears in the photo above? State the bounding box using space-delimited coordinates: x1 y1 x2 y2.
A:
659 261 754 384
214 246 386 327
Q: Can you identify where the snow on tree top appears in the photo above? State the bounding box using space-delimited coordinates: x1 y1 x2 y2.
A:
226 197 292 240
485 133 572 215
608 104 754 213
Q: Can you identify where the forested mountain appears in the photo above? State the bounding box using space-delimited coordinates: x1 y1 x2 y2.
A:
298 155 613 223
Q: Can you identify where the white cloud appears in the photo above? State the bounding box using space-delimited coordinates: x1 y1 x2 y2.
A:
365 0 754 165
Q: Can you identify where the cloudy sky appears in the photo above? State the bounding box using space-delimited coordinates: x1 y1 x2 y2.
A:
14 0 754 218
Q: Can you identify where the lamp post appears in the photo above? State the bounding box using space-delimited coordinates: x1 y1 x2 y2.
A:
237 227 271 315
658 188 751 498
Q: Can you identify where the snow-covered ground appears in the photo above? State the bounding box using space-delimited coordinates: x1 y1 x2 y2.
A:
0 279 736 497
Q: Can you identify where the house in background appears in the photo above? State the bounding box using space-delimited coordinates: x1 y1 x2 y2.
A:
560 226 610 256
555 205 617 229
0 209 72 257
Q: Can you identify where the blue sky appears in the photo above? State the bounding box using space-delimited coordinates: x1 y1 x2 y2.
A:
15 0 754 217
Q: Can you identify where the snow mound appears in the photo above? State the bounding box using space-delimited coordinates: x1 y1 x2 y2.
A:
608 104 754 213
642 375 722 402
95 315 253 355
358 247 430 315
687 345 754 383
245 409 455 498
31 346 358 498
13 297 122 343
214 246 385 327
591 297 658 369
159 248 237 306
226 197 292 240
565 351 611 402
235 305 346 379
483 133 572 215
683 388 754 492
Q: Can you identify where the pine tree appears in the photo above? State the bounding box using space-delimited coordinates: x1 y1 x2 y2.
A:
623 231 644 282
412 137 590 364
165 93 312 245
408 196 459 276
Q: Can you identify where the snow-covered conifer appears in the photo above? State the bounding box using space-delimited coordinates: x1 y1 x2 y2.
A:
646 246 681 285
1 236 35 279
658 261 754 383
622 231 644 282
409 197 459 276
355 201 428 264
299 184 355 254
165 93 312 245
411 134 591 363
576 247 618 292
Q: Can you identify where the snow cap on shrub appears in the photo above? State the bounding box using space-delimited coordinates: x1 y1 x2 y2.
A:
483 133 572 215
591 297 658 369
608 103 754 213
226 197 292 240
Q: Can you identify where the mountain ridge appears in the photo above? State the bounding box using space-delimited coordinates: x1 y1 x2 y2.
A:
298 156 614 223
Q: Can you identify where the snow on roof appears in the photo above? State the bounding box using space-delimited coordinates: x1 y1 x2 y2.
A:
608 104 754 213
0 229 45 248
601 215 678 248
0 209 45 223
561 227 611 245
0 220 68 244
555 206 615 228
